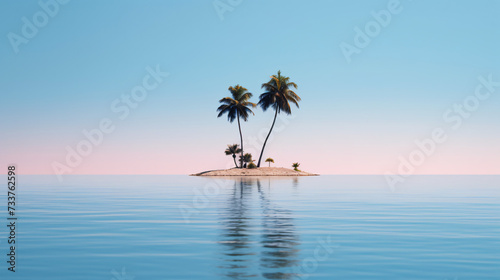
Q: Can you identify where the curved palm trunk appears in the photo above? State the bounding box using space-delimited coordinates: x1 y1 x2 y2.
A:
257 108 278 167
232 155 238 168
237 113 244 168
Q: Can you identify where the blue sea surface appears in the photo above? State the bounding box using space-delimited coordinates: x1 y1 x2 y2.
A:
0 175 499 280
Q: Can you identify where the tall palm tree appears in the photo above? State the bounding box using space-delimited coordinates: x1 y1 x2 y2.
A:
265 158 274 167
256 71 301 167
225 144 241 168
217 85 256 168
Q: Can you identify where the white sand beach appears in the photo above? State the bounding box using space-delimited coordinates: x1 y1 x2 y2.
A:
191 167 318 176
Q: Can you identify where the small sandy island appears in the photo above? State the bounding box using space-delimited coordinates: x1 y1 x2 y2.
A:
191 167 319 176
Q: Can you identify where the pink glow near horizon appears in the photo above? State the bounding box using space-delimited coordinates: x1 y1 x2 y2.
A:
3 140 500 175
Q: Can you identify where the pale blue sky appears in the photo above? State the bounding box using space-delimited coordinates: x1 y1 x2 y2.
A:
1 0 499 174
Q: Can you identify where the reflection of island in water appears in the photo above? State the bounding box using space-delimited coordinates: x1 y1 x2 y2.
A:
218 178 301 279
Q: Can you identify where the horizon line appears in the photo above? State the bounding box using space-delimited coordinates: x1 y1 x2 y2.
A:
3 174 500 176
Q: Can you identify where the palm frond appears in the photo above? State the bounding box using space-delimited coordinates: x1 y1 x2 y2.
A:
219 97 236 105
225 144 241 155
218 85 255 123
258 71 301 114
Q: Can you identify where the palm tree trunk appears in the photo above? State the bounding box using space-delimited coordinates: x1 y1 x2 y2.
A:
257 108 278 167
233 155 238 168
237 113 244 168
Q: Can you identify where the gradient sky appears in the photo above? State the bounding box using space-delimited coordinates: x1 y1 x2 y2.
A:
1 0 499 176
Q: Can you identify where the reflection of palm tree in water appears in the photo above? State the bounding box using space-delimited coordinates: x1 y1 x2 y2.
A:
218 178 300 279
218 179 257 279
258 179 300 280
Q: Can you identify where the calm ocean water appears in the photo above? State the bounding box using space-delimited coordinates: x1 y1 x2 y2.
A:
0 175 499 280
